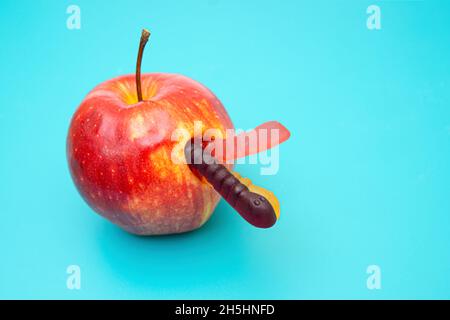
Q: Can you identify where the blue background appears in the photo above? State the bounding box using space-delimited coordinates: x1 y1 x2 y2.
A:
1 0 449 299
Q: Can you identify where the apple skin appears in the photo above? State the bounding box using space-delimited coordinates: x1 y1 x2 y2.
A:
67 73 234 235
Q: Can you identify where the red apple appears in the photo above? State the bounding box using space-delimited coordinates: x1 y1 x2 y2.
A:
67 73 234 235
67 30 234 235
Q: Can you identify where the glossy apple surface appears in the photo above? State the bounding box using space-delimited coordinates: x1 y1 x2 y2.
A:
67 73 233 235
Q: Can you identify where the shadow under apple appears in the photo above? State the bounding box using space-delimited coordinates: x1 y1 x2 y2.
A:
96 200 254 297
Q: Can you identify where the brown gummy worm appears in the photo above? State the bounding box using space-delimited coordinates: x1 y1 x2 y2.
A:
184 141 277 228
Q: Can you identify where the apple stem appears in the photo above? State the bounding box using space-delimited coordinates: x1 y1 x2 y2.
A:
136 29 151 102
